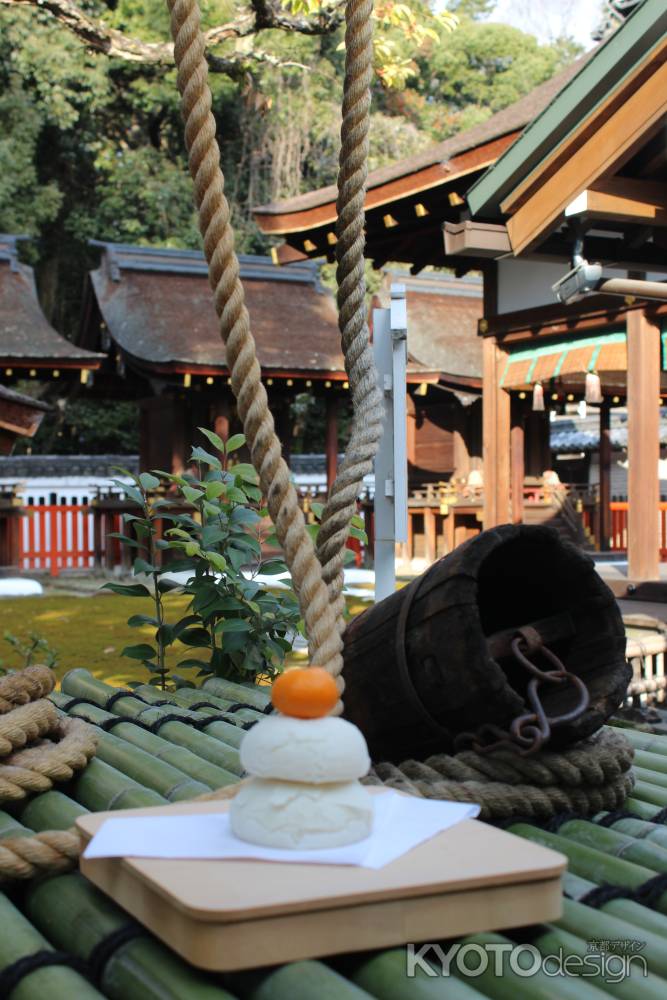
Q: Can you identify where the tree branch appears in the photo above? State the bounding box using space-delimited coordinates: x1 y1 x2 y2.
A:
0 0 343 71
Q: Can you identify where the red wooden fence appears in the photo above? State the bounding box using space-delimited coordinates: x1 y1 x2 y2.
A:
609 501 667 560
19 504 94 577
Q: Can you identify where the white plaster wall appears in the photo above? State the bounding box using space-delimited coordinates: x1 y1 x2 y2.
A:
497 258 629 314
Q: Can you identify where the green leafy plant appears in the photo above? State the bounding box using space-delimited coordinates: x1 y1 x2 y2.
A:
0 630 59 675
102 430 316 691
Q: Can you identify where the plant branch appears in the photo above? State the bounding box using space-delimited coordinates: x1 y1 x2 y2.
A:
0 0 341 74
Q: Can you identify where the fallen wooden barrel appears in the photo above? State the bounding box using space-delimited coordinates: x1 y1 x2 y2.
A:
342 524 630 763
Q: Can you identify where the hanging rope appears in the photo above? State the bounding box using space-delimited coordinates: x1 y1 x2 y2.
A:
166 0 344 693
315 0 384 636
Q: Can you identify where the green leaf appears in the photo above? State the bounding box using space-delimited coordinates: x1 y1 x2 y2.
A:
157 578 183 594
204 551 227 573
229 463 259 484
310 501 324 519
244 486 263 503
123 485 146 506
178 628 212 647
225 433 246 453
122 643 157 660
191 446 222 470
107 532 142 549
127 614 160 628
184 542 201 557
205 481 227 500
197 427 226 453
101 583 151 598
259 560 288 575
230 507 260 526
139 472 160 491
182 486 204 504
177 658 211 670
349 525 368 543
172 615 200 636
214 619 251 634
133 557 157 574
225 486 247 504
202 501 223 519
351 513 365 529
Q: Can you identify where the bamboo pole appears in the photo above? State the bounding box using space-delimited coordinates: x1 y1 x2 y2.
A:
557 819 667 874
634 766 667 790
596 815 667 852
0 892 104 1000
23 873 236 1000
558 897 667 979
510 825 665 909
86 728 211 801
532 925 665 1000
201 676 271 710
133 684 262 727
19 791 88 832
60 671 244 768
622 798 663 821
55 698 238 789
630 780 667 809
562 870 667 943
609 727 667 757
69 758 168 812
449 931 602 1000
225 960 375 999
338 946 489 999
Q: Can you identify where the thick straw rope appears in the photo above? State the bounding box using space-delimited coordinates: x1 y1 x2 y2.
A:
315 0 384 629
165 0 343 699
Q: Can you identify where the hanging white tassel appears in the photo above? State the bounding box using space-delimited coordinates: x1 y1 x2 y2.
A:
585 370 602 404
532 382 545 412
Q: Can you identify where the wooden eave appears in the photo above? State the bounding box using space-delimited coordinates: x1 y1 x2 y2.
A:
0 357 102 371
487 31 667 257
479 294 666 346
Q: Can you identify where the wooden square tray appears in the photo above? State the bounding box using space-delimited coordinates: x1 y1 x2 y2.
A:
77 798 565 971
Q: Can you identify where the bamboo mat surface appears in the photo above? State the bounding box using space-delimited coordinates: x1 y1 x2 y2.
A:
2 667 667 999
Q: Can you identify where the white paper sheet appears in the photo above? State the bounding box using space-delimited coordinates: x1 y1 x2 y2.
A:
83 790 480 869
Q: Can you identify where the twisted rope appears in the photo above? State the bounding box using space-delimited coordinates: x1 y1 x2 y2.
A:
315 0 384 643
364 728 634 820
166 0 343 688
0 665 54 714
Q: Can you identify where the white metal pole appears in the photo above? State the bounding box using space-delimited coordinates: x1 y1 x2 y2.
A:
372 285 408 602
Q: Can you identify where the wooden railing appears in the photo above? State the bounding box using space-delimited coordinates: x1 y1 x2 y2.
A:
19 504 94 577
609 502 667 559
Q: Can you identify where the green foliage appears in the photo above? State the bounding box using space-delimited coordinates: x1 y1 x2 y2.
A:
102 431 306 689
0 631 59 675
17 398 140 455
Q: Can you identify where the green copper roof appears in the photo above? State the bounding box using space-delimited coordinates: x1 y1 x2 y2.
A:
467 0 667 219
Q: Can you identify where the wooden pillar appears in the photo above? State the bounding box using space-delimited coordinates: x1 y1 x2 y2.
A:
482 337 511 528
627 309 660 581
424 507 437 564
599 400 612 551
510 399 525 525
452 404 471 480
325 395 339 492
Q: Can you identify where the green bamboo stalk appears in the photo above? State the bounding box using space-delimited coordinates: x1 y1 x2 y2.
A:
558 897 667 979
0 892 103 1000
563 868 667 943
623 797 663 821
201 676 271 711
23 873 238 1000
90 728 211 801
634 748 667 776
557 819 667 873
134 685 262 727
532 925 665 1000
18 791 88 832
629 780 667 809
0 810 32 839
611 727 667 757
69 758 168 812
58 698 238 789
337 947 489 999
61 670 244 768
634 766 667 790
225 960 373 1000
510 825 666 911
596 814 667 852
449 931 604 1000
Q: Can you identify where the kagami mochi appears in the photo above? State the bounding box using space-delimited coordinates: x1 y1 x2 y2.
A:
230 668 373 848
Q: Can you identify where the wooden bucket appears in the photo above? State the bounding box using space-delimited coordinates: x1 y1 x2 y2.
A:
342 524 630 762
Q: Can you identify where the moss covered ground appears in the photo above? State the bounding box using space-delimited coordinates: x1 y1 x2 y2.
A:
0 591 372 688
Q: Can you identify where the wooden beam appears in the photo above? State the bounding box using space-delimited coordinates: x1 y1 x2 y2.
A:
506 57 667 255
510 402 525 525
567 177 667 227
626 309 661 581
599 401 612 551
482 282 511 526
325 395 339 492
